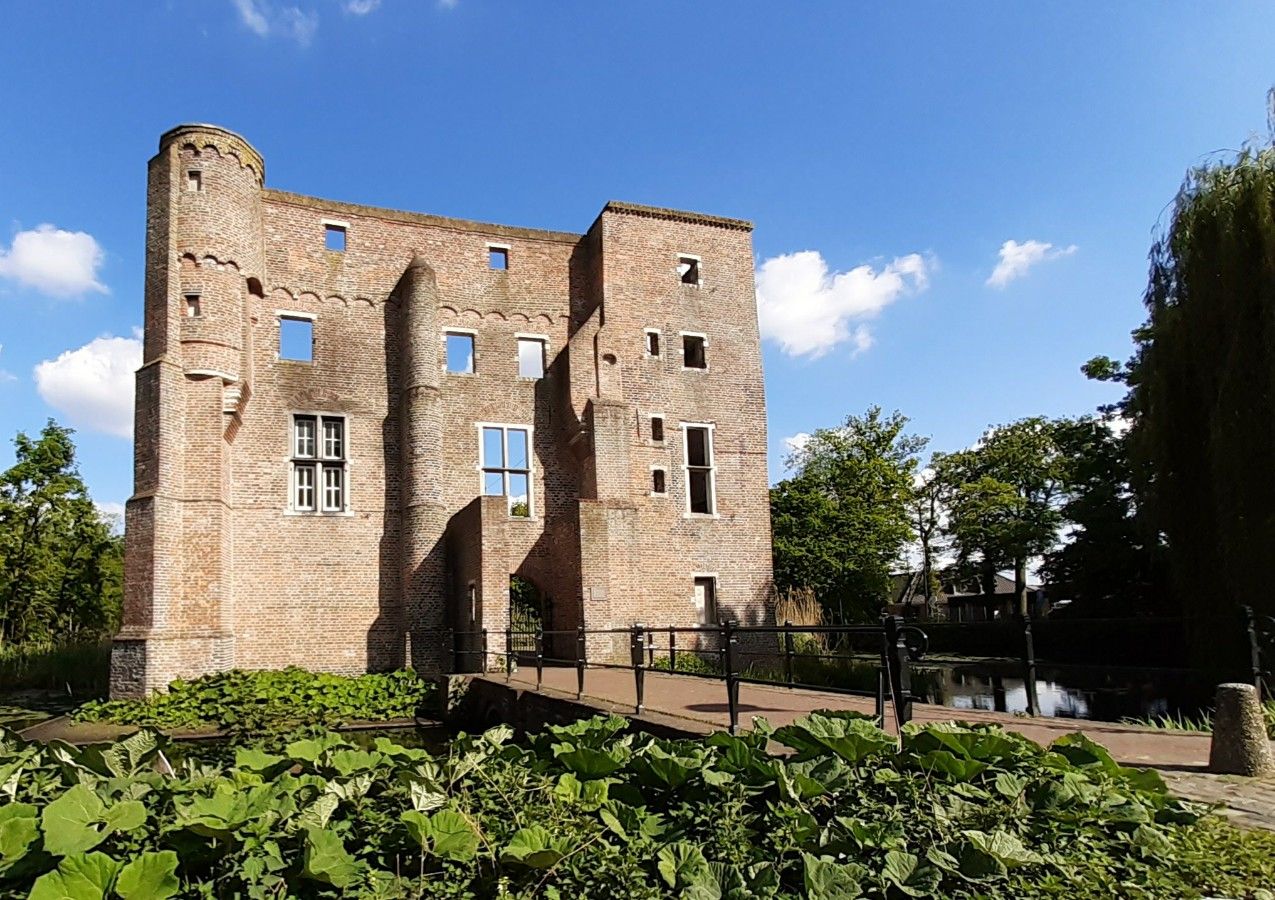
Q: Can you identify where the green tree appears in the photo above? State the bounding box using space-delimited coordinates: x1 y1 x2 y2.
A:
933 418 1064 617
770 407 926 622
0 421 122 645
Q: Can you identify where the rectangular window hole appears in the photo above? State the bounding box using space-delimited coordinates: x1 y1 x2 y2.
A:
683 334 707 369
651 416 664 443
187 170 202 192
517 337 545 378
279 317 313 362
678 256 700 285
489 246 508 270
325 224 346 252
693 576 717 624
652 468 666 495
646 330 661 356
184 294 201 318
446 332 475 374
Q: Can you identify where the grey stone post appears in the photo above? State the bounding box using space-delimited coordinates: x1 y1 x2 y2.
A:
1208 683 1274 776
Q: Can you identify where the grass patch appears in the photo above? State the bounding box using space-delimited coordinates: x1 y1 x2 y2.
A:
1 713 1272 897
72 667 436 735
1124 699 1275 739
0 640 110 695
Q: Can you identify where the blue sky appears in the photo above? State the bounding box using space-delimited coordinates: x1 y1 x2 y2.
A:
1 2 1273 516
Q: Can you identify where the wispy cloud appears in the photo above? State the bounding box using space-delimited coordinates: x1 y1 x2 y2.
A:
756 250 932 359
986 239 1077 289
437 0 459 8
344 0 381 13
0 224 108 298
33 330 143 438
0 344 16 383
230 0 318 45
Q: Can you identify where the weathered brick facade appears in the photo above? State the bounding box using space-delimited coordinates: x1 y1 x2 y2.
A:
111 124 774 697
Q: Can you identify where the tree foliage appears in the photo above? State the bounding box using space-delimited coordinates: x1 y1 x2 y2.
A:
770 407 925 621
0 421 122 645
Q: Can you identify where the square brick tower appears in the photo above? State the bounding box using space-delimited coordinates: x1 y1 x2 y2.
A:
111 124 774 697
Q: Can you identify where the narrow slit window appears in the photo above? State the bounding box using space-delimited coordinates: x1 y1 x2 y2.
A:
517 337 546 379
684 425 716 515
489 246 508 270
445 332 475 374
678 256 700 285
279 317 313 362
682 334 707 369
184 294 201 318
645 330 661 357
693 576 717 625
187 170 202 192
652 468 667 495
325 224 346 252
651 416 664 443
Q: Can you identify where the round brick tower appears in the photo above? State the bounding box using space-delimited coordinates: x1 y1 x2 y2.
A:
111 125 267 697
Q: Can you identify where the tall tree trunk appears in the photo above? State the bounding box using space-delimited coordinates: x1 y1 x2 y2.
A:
1014 557 1028 618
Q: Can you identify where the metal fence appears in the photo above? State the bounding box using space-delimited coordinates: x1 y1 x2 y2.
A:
442 615 929 735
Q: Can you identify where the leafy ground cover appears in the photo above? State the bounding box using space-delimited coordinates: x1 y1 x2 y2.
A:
1 712 1273 898
71 668 436 735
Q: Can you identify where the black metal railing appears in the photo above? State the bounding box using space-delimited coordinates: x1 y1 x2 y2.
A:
438 615 929 735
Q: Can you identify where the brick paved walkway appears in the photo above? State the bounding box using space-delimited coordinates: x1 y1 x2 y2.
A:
498 665 1275 830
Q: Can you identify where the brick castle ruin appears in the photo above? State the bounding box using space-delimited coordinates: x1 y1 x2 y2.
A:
111 124 774 697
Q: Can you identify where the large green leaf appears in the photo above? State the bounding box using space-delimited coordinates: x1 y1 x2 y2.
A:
773 713 895 764
0 802 38 874
914 751 988 783
882 849 941 897
656 841 721 900
41 785 114 856
631 745 701 791
552 744 630 779
959 830 1043 879
802 852 864 899
116 850 180 899
301 827 363 888
501 825 570 869
902 723 1030 764
28 852 120 900
428 810 479 861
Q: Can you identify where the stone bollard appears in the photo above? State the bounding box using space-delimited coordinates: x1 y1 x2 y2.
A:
1208 683 1275 776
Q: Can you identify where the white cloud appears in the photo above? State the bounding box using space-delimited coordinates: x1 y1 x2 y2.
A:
230 0 318 44
95 501 126 535
344 0 380 12
784 432 810 455
986 239 1077 289
0 225 108 298
755 250 931 359
438 0 459 8
33 331 142 438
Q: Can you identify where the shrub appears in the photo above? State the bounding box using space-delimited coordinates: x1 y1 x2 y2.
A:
0 640 110 694
73 667 435 734
0 713 1271 897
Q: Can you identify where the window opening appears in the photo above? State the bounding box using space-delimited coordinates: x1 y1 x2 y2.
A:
685 425 715 515
187 170 202 192
489 246 508 270
445 332 475 374
279 317 313 362
291 414 346 512
651 416 664 443
184 294 201 318
693 576 717 625
678 256 700 285
645 330 661 356
481 425 532 517
683 334 707 369
517 337 545 379
652 468 667 495
325 224 346 252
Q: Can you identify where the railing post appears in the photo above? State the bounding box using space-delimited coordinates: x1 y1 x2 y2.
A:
783 619 795 685
1243 605 1264 700
535 625 544 692
875 667 886 726
883 614 913 728
576 625 586 699
668 625 677 674
481 628 489 674
724 619 740 735
505 624 513 682
631 623 646 715
1022 615 1040 716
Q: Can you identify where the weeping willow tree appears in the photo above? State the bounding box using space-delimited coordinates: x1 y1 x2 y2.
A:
1128 136 1275 626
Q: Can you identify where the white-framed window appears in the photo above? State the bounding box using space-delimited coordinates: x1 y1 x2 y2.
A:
644 328 661 357
479 423 532 518
291 414 347 513
682 423 716 516
278 311 316 362
649 414 665 443
445 330 476 374
692 575 718 624
184 293 202 318
651 466 667 496
488 242 510 270
186 170 202 192
681 332 707 370
323 219 348 252
678 254 701 286
516 335 547 379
